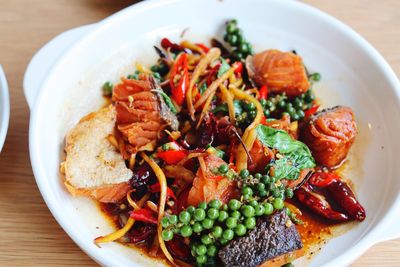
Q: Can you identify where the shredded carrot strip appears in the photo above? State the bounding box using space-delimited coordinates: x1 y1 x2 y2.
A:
230 88 263 171
141 153 174 265
187 48 221 119
198 156 207 175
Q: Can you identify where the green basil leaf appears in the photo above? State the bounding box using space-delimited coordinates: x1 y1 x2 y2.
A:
217 58 230 78
256 125 315 180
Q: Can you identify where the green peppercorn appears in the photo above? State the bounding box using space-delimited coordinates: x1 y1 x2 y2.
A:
231 211 241 220
223 229 234 241
212 226 223 238
241 205 255 218
260 99 267 107
196 244 207 256
239 42 249 53
240 169 250 178
249 110 256 118
292 113 300 121
278 99 286 109
180 225 193 237
234 224 247 236
242 186 253 196
179 211 191 224
254 204 265 216
254 173 262 179
311 72 321 81
228 199 242 211
196 255 207 265
264 109 270 117
256 183 266 192
264 203 274 215
161 217 170 228
297 109 305 119
261 175 270 184
218 210 229 222
226 217 238 229
161 229 173 241
198 202 208 210
285 188 294 199
161 143 169 151
294 98 303 109
207 208 219 220
168 215 178 225
258 190 267 197
249 200 258 207
273 198 285 210
218 164 229 174
187 206 196 214
220 238 228 245
201 234 213 245
102 81 113 96
227 23 236 34
194 208 206 221
209 199 222 209
207 245 218 257
202 218 214 229
244 217 256 229
193 222 203 233
227 34 238 46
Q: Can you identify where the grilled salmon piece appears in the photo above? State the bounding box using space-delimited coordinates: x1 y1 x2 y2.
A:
187 155 238 206
112 76 178 154
300 106 357 168
63 105 133 203
246 49 310 96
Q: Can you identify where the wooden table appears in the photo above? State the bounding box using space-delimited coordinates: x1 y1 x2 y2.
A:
0 0 398 266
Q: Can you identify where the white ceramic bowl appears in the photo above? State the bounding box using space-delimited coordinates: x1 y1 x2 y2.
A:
0 65 9 152
26 0 400 266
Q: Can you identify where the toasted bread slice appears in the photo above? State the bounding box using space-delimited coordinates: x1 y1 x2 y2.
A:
63 105 133 203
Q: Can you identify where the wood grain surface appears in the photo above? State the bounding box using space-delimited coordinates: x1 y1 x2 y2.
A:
0 0 399 266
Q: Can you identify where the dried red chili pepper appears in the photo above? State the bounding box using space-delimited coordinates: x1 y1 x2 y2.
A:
149 183 177 202
161 37 184 52
233 61 243 74
196 43 210 53
308 172 339 187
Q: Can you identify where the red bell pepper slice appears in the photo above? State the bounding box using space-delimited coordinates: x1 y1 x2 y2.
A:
150 183 177 202
169 53 189 105
259 85 268 100
157 150 187 165
196 43 210 53
309 172 340 187
130 208 158 224
233 61 243 74
304 104 320 117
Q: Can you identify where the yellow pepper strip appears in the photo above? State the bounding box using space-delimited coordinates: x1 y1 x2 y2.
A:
230 87 263 171
94 192 150 244
187 48 221 120
141 153 174 265
180 40 205 55
219 84 236 124
194 67 234 109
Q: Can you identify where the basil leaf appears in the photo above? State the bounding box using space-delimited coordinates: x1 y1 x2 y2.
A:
212 100 243 115
217 58 230 78
256 125 315 180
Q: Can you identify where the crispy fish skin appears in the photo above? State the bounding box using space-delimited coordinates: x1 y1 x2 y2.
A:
218 210 302 267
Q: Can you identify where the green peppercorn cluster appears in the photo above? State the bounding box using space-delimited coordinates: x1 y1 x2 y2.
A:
223 20 253 61
235 100 257 127
211 163 237 179
260 89 316 121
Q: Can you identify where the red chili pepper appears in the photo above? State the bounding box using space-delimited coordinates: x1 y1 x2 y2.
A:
150 183 177 202
169 53 189 105
259 85 268 100
308 172 339 187
260 115 267 124
327 180 366 221
295 184 349 222
206 63 221 85
304 104 320 117
233 61 243 74
130 208 158 224
157 150 187 165
196 43 210 53
161 38 184 52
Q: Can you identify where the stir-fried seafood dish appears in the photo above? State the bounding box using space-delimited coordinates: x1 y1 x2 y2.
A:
60 20 365 267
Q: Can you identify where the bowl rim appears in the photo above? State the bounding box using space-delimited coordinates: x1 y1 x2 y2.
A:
29 0 400 266
0 65 10 153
